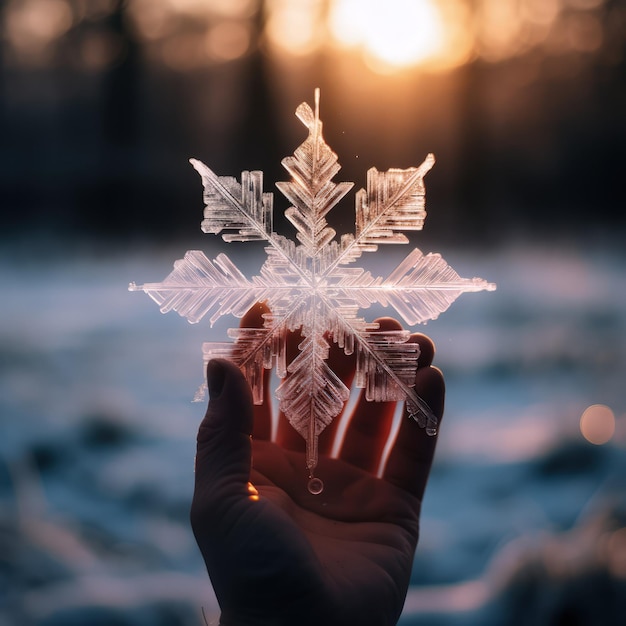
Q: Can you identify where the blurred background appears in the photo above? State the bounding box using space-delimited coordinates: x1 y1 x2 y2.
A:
1 0 625 624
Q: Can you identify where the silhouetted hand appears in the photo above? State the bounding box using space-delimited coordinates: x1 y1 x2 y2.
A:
191 307 445 626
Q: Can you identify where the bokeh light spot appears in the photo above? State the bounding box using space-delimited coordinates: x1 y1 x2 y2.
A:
522 0 560 26
4 0 73 61
127 0 172 42
567 13 604 52
580 404 615 445
205 21 251 61
265 0 324 56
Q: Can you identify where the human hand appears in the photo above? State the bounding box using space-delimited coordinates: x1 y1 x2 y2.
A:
191 305 445 626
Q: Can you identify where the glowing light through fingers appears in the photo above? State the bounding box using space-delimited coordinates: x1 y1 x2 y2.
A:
247 482 260 501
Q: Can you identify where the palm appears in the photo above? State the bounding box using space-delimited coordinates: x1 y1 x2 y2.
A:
191 313 444 626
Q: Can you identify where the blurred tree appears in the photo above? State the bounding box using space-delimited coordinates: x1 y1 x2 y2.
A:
92 0 143 237
101 0 140 148
0 0 5 135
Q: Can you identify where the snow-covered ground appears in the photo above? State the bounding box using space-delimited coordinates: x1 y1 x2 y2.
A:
1 241 625 625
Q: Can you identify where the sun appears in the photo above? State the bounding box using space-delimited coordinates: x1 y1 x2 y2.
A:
329 0 446 71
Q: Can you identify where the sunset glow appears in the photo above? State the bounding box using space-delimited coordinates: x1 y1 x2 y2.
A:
1 0 610 71
330 0 445 70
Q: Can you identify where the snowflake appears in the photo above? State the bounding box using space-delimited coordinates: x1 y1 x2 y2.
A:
130 89 495 492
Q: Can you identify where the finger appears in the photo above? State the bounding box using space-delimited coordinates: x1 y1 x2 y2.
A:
338 317 403 473
192 359 254 522
412 333 435 369
239 302 273 441
383 364 445 500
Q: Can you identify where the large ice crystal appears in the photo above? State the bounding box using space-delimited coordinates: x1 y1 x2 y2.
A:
130 89 495 490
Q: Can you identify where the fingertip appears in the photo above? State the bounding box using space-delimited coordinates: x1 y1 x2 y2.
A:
194 359 255 501
201 358 254 436
372 321 435 369
414 366 445 424
382 365 445 499
408 333 436 369
240 301 270 328
207 359 226 400
373 317 403 331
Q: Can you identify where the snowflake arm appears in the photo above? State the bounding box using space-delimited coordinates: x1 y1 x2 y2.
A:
332 247 497 327
276 91 354 261
128 250 266 326
319 154 435 275
190 159 274 243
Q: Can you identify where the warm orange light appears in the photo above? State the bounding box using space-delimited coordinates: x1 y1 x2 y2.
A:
4 0 73 59
127 0 172 42
580 404 615 445
265 0 325 56
521 0 560 26
205 21 251 61
329 0 445 71
478 0 524 61
127 0 256 61
566 13 604 53
247 481 260 501
162 0 256 18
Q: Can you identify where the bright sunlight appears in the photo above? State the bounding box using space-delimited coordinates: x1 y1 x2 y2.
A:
329 0 446 71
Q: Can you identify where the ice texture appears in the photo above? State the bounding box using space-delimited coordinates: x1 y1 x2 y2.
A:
130 89 496 478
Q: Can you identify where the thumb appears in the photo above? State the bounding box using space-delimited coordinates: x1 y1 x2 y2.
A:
193 359 254 508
